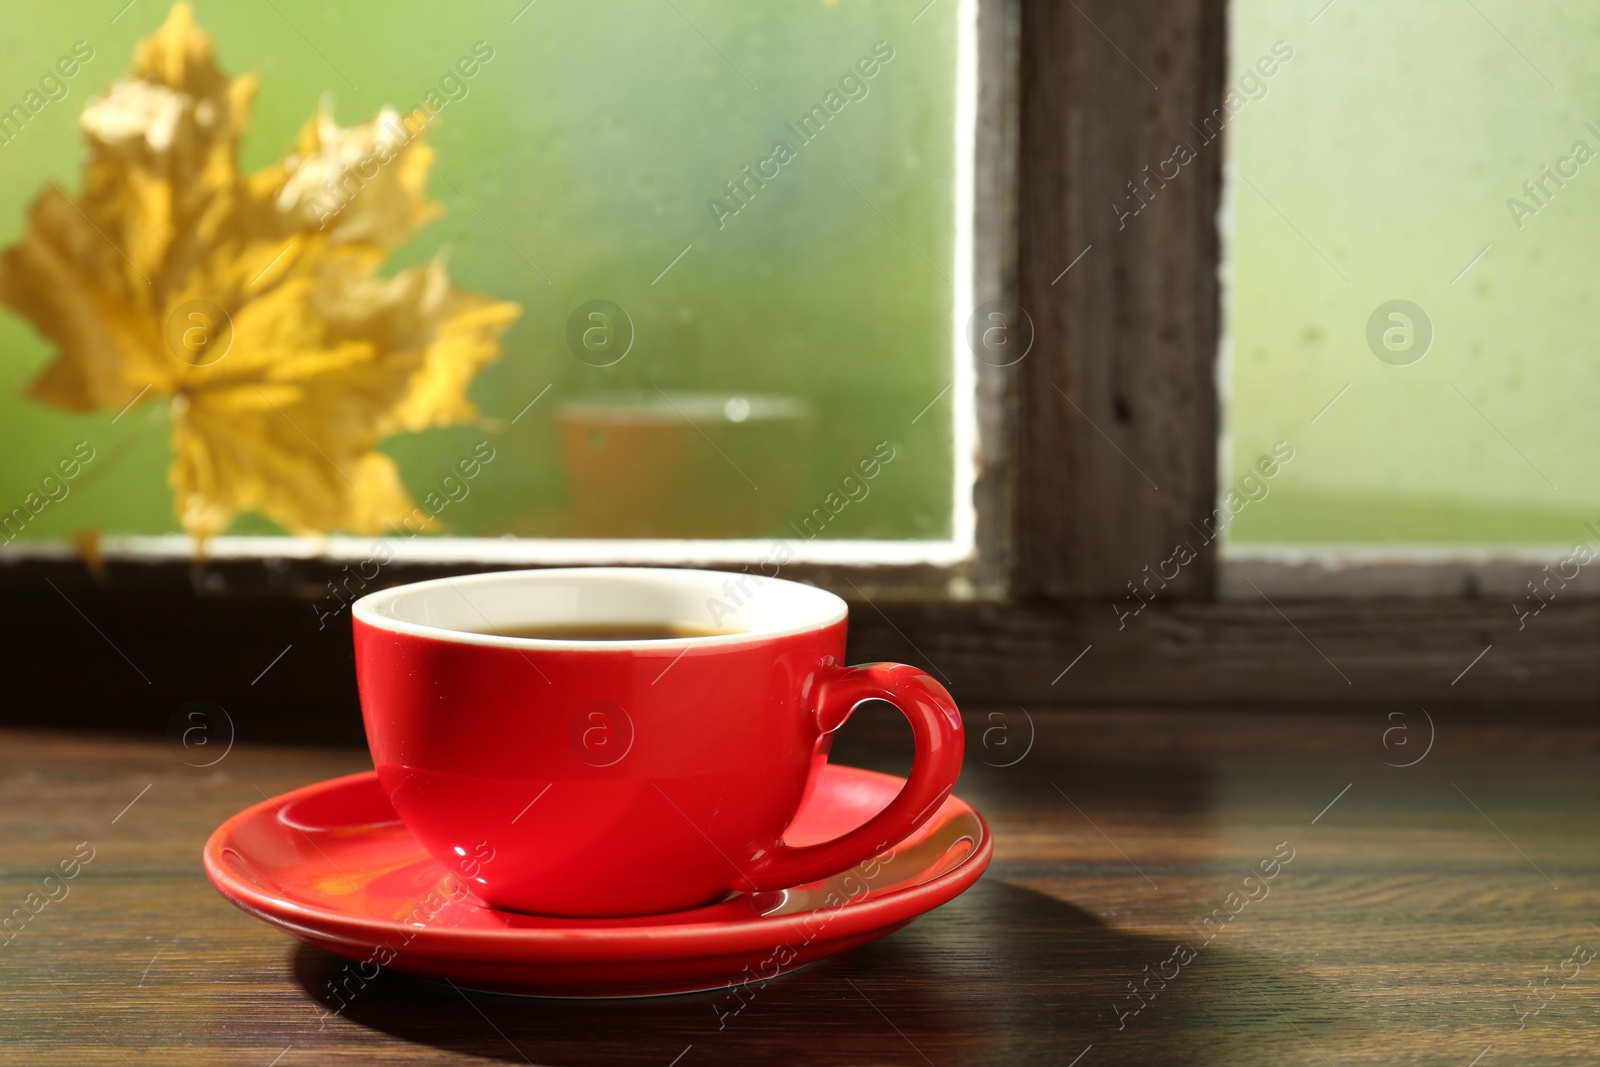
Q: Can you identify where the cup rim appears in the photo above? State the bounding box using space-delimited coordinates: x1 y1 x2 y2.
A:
351 567 848 651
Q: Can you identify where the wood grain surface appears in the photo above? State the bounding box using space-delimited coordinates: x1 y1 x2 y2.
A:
13 567 1596 754
1014 0 1226 600
843 596 1600 708
1 708 1596 1065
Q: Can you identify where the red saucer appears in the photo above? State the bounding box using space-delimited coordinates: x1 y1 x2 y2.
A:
204 764 990 997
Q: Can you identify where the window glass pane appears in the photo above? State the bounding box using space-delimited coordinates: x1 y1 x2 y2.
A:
0 1 961 547
1226 0 1596 545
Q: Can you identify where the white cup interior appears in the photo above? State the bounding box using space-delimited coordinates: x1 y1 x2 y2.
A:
352 567 847 649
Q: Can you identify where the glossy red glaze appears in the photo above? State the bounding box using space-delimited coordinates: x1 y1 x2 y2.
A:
352 569 965 918
740 662 965 891
203 765 992 998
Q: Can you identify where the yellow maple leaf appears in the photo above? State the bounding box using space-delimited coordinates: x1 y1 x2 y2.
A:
0 2 520 542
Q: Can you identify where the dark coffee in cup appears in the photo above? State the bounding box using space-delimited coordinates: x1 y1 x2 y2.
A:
465 622 737 642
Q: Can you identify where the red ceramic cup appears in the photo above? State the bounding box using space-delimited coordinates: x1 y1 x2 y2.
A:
351 567 964 918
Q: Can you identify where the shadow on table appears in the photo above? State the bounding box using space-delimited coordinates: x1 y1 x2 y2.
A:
292 880 1349 1066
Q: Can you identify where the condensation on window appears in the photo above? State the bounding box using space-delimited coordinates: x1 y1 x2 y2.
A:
1225 0 1600 545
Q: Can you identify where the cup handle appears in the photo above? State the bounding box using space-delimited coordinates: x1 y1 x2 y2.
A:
736 661 964 892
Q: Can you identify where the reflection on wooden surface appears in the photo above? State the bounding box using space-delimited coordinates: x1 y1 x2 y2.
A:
2 706 1597 1064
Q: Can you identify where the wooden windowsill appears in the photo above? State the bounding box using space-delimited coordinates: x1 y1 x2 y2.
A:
4 707 1592 1063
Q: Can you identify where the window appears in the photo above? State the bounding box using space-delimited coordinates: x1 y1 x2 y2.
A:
8 0 1592 725
0 0 991 567
1226 0 1598 548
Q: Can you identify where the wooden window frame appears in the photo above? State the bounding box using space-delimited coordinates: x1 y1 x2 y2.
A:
2 0 1591 742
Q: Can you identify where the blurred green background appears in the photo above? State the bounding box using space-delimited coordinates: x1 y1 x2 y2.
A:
0 0 956 542
1228 0 1600 546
